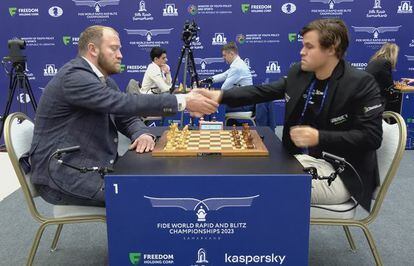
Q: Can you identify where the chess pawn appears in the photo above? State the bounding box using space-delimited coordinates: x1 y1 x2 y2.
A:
178 83 184 93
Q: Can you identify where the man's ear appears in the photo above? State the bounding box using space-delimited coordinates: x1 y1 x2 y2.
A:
88 43 99 57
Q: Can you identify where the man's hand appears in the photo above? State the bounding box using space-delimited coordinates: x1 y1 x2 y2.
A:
289 126 319 148
129 134 155 153
185 90 219 117
192 88 222 103
161 64 170 75
402 78 414 85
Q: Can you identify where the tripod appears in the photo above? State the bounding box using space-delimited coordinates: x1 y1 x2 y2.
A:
170 42 199 94
0 62 37 141
170 42 200 126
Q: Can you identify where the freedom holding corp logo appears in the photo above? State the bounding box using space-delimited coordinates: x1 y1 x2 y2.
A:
129 252 141 265
129 252 174 265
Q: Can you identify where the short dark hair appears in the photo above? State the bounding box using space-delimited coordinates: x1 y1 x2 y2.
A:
221 41 238 54
300 19 349 59
78 25 118 55
150 47 167 61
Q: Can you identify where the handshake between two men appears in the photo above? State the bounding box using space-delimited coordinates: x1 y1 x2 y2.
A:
184 89 222 117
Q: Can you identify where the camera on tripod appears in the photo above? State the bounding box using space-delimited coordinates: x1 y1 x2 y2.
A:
2 39 27 72
182 20 200 44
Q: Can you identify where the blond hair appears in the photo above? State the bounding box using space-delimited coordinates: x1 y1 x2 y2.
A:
78 25 118 55
370 42 399 69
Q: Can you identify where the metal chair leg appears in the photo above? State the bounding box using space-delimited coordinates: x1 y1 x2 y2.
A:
343 226 357 251
27 223 48 266
50 224 63 252
360 225 383 266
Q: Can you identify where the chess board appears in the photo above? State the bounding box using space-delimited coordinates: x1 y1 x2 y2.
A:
152 130 269 157
394 81 414 92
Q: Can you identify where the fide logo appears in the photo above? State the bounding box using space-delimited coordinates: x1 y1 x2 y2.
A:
163 3 178 16
48 6 63 17
281 3 296 14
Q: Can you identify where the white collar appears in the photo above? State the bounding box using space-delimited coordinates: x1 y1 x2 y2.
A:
82 56 105 78
230 55 241 66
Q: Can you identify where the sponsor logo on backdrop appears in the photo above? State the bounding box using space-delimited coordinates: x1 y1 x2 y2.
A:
17 93 31 104
129 252 174 265
20 37 55 47
8 7 17 16
123 64 147 73
397 1 413 13
163 3 178 16
8 7 39 17
146 195 258 240
25 65 36 81
266 61 282 74
288 33 302 42
212 33 227 45
281 3 296 14
310 0 353 16
188 4 198 15
129 252 141 265
188 4 232 15
43 64 58 76
125 29 173 50
236 34 246 44
366 0 387 18
48 6 63 17
72 0 119 22
139 0 146 11
194 57 224 75
235 33 280 45
190 36 204 50
352 25 401 49
62 36 79 46
241 3 272 13
244 58 258 78
133 0 153 21
351 62 368 70
406 55 414 71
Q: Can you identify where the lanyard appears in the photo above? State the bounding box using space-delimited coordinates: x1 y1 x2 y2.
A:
298 80 329 125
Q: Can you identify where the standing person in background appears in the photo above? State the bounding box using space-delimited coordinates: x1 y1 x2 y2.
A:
140 47 172 94
365 42 400 112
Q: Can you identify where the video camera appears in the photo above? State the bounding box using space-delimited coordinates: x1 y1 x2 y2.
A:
182 20 200 44
2 39 26 71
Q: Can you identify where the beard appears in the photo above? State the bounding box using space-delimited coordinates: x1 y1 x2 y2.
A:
97 53 120 75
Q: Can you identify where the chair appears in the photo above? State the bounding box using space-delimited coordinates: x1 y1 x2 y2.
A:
3 112 106 266
310 111 407 265
225 110 256 126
